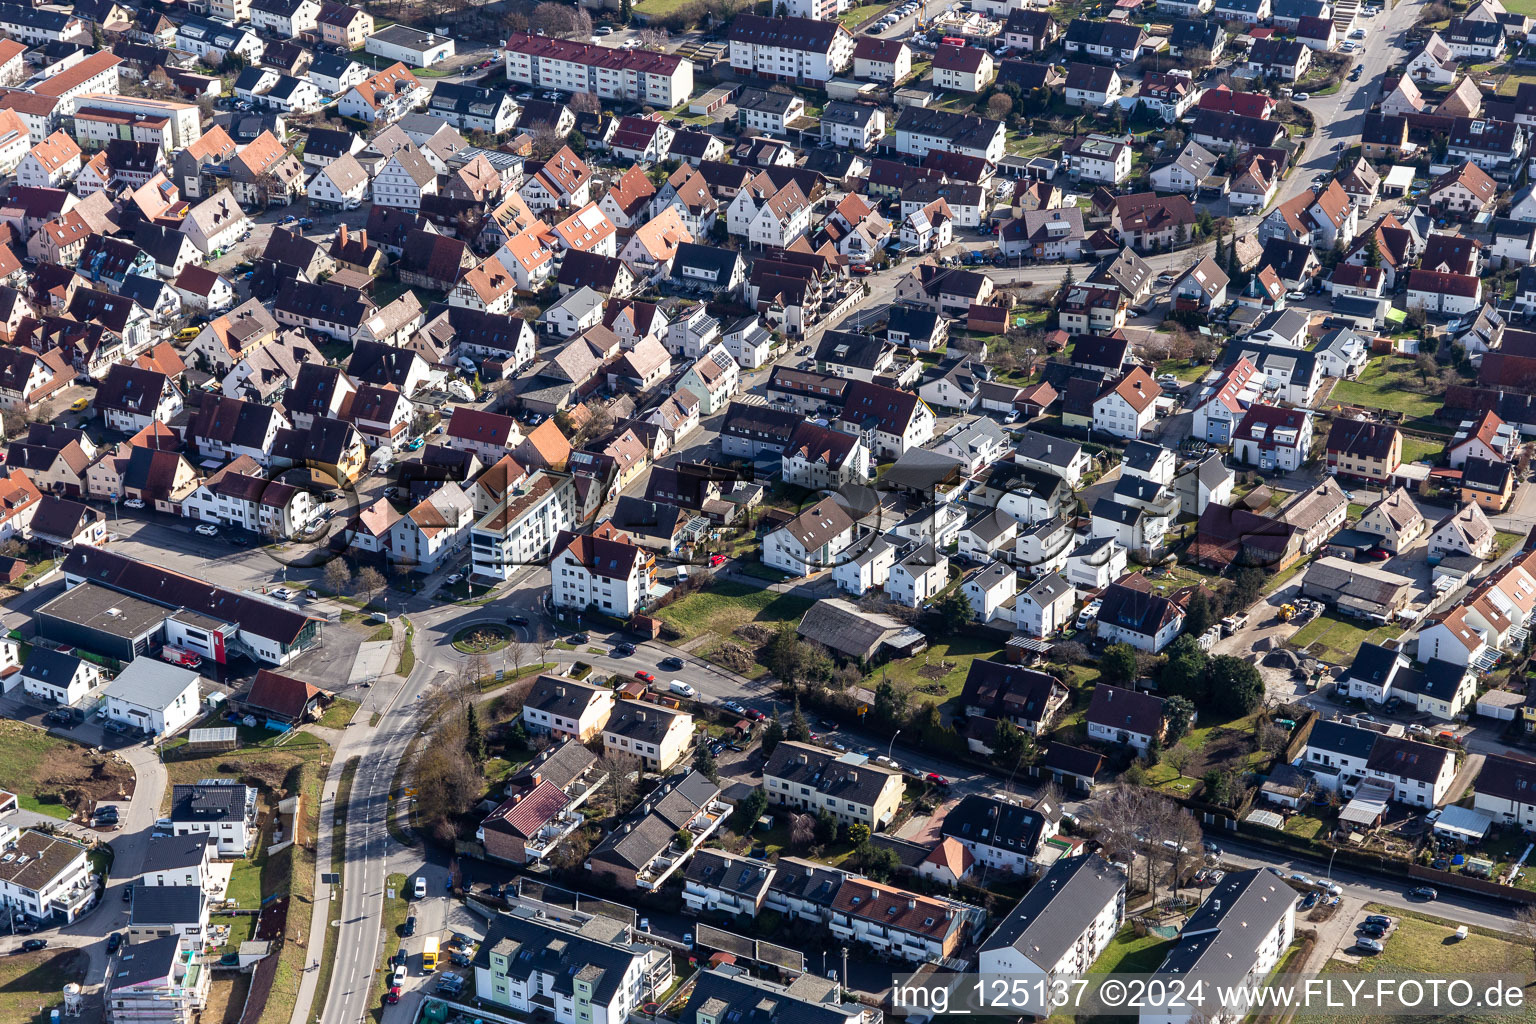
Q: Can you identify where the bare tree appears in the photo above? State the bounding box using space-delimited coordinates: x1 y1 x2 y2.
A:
1165 746 1194 780
530 124 566 161
509 639 533 678
1511 906 1536 974
356 566 386 606
530 2 592 38
568 91 602 115
597 750 640 816
635 27 670 49
790 812 816 849
323 559 353 595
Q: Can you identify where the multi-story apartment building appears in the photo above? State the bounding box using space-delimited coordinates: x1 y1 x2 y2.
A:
727 15 855 85
470 470 578 580
549 529 653 617
978 854 1126 980
762 742 905 830
602 701 694 771
521 675 615 743
503 33 693 108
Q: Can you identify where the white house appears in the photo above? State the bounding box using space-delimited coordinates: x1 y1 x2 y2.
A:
549 530 652 618
1016 572 1074 638
169 782 258 856
764 501 855 576
19 648 100 706
886 542 948 609
1091 367 1161 440
100 658 200 738
978 854 1125 981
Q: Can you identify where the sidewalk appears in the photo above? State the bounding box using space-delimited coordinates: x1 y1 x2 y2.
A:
288 732 355 1024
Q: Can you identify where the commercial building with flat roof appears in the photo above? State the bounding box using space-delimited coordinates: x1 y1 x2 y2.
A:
34 580 166 661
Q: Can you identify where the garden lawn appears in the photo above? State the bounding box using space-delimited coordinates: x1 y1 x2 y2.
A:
1400 436 1444 465
838 2 886 26
1501 0 1536 17
1155 359 1210 383
212 912 256 953
1496 530 1523 559
1328 357 1445 421
1088 925 1175 974
653 582 815 643
633 0 701 15
873 636 1005 705
1289 613 1404 665
314 698 359 729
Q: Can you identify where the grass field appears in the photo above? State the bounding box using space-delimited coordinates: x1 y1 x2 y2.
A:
368 873 411 1022
653 582 815 643
1328 357 1445 421
314 698 359 730
0 719 130 818
0 948 89 1024
1289 613 1404 664
1089 925 1175 974
838 2 886 25
1322 907 1534 1023
1400 436 1445 465
874 636 1003 705
1502 0 1536 16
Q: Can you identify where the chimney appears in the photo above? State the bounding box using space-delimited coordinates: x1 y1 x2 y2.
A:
339 222 348 247
907 899 917 909
359 228 368 249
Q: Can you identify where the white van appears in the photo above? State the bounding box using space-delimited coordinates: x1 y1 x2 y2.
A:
669 679 696 697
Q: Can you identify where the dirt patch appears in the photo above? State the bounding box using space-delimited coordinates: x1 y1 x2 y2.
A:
34 745 134 819
710 641 755 673
918 661 954 680
206 973 252 1024
733 623 777 647
255 896 289 941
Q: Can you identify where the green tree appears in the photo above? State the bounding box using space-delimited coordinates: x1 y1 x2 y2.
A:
857 844 901 883
815 808 837 845
731 787 768 831
465 703 484 761
620 0 632 22
766 624 805 687
789 698 811 742
675 828 694 849
1364 235 1382 268
1209 655 1265 717
693 741 719 782
933 590 973 634
1202 763 1244 808
991 719 1033 767
761 717 785 757
846 822 871 847
1231 567 1266 609
872 677 908 728
1101 642 1138 684
1183 589 1216 638
1164 695 1197 744
565 130 587 158
1160 636 1209 701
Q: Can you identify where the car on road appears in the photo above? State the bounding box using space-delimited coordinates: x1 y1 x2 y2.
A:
194 524 218 537
708 553 726 567
1408 886 1438 901
107 933 121 953
1293 91 1310 101
613 642 636 656
659 656 683 671
506 615 529 626
20 939 47 952
925 773 950 786
445 574 463 585
746 708 765 721
404 915 416 936
386 987 401 1005
570 632 589 643
634 670 656 684
414 876 427 898
669 679 696 697
70 397 90 411
1356 938 1384 954
721 700 746 715
1286 290 1307 300
124 498 145 509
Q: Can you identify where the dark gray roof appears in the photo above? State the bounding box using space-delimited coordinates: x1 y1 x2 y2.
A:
170 783 247 824
20 647 85 686
472 910 646 1004
982 853 1125 965
141 835 216 874
941 794 1053 855
1364 735 1452 783
129 884 205 926
1154 869 1294 989
680 965 862 1024
1305 720 1379 760
765 856 846 908
108 935 182 992
684 850 774 899
763 741 901 807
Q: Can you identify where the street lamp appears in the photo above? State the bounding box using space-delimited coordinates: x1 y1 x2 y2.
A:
886 729 901 761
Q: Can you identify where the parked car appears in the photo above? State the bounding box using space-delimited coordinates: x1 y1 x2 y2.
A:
20 939 47 952
194 524 218 537
123 498 145 509
634 670 656 684
721 700 746 715
925 773 950 786
413 876 427 899
1409 886 1438 900
746 708 766 721
1358 922 1386 937
107 933 121 954
1356 937 1384 954
404 915 416 936
669 679 696 697
613 642 636 656
1364 915 1392 928
659 656 683 671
